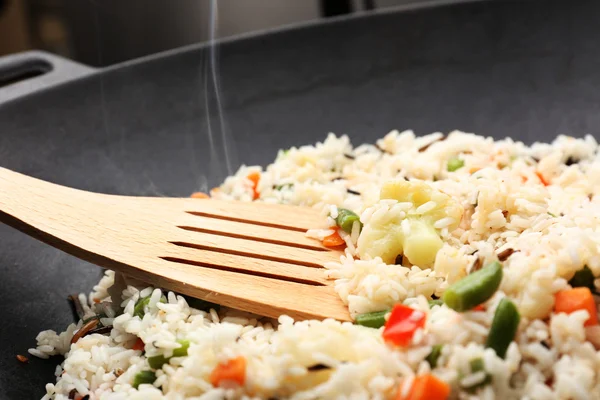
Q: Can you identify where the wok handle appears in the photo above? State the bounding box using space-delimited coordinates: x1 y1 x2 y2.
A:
0 51 96 105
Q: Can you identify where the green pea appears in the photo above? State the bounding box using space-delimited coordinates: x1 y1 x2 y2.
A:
447 157 465 172
485 298 520 359
335 208 361 233
132 370 156 389
442 261 503 312
355 310 388 329
425 344 443 368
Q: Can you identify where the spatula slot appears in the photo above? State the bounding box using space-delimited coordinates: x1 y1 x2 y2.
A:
169 241 324 268
160 256 327 286
186 211 307 232
177 225 327 251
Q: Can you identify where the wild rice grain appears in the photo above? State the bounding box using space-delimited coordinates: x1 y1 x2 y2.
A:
497 248 516 261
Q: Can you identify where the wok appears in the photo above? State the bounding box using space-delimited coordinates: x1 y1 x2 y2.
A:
1 0 600 397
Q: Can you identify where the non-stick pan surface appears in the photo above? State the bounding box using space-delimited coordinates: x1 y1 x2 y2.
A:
2 0 600 397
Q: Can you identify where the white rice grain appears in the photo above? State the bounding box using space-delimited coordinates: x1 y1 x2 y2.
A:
415 201 437 214
401 219 411 236
28 348 49 359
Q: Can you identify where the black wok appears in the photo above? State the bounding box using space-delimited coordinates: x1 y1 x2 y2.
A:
1 0 600 398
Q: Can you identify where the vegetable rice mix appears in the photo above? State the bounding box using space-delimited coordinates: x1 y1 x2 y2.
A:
32 130 600 399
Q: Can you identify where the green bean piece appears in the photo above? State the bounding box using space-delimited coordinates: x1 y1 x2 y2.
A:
133 297 150 319
82 314 106 325
147 339 190 370
442 261 503 312
425 344 443 368
147 354 168 370
355 310 388 329
172 340 190 358
335 208 361 233
183 295 221 312
447 157 465 172
470 357 485 373
428 299 444 308
274 183 294 191
132 370 156 389
569 265 595 291
462 358 492 392
486 298 520 359
133 296 166 319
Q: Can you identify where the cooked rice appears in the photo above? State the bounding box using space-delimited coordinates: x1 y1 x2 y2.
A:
31 130 600 399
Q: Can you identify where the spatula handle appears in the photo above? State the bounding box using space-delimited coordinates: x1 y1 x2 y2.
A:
0 167 86 251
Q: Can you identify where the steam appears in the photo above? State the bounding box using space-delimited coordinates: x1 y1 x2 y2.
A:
88 0 237 195
203 0 238 184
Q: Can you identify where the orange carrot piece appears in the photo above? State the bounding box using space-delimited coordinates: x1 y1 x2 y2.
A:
191 192 210 199
247 172 260 186
472 304 485 312
210 356 246 387
322 231 346 247
399 374 451 400
535 171 549 186
247 172 261 199
16 354 28 363
555 287 598 326
132 338 145 351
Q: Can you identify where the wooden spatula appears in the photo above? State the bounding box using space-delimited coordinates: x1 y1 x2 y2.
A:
0 167 350 321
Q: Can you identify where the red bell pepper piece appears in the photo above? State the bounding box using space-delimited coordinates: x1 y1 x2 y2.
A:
383 304 426 346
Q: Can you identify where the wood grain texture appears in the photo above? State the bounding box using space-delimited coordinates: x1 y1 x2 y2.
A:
0 167 350 321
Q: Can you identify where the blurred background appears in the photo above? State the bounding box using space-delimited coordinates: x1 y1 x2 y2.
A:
0 0 427 67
